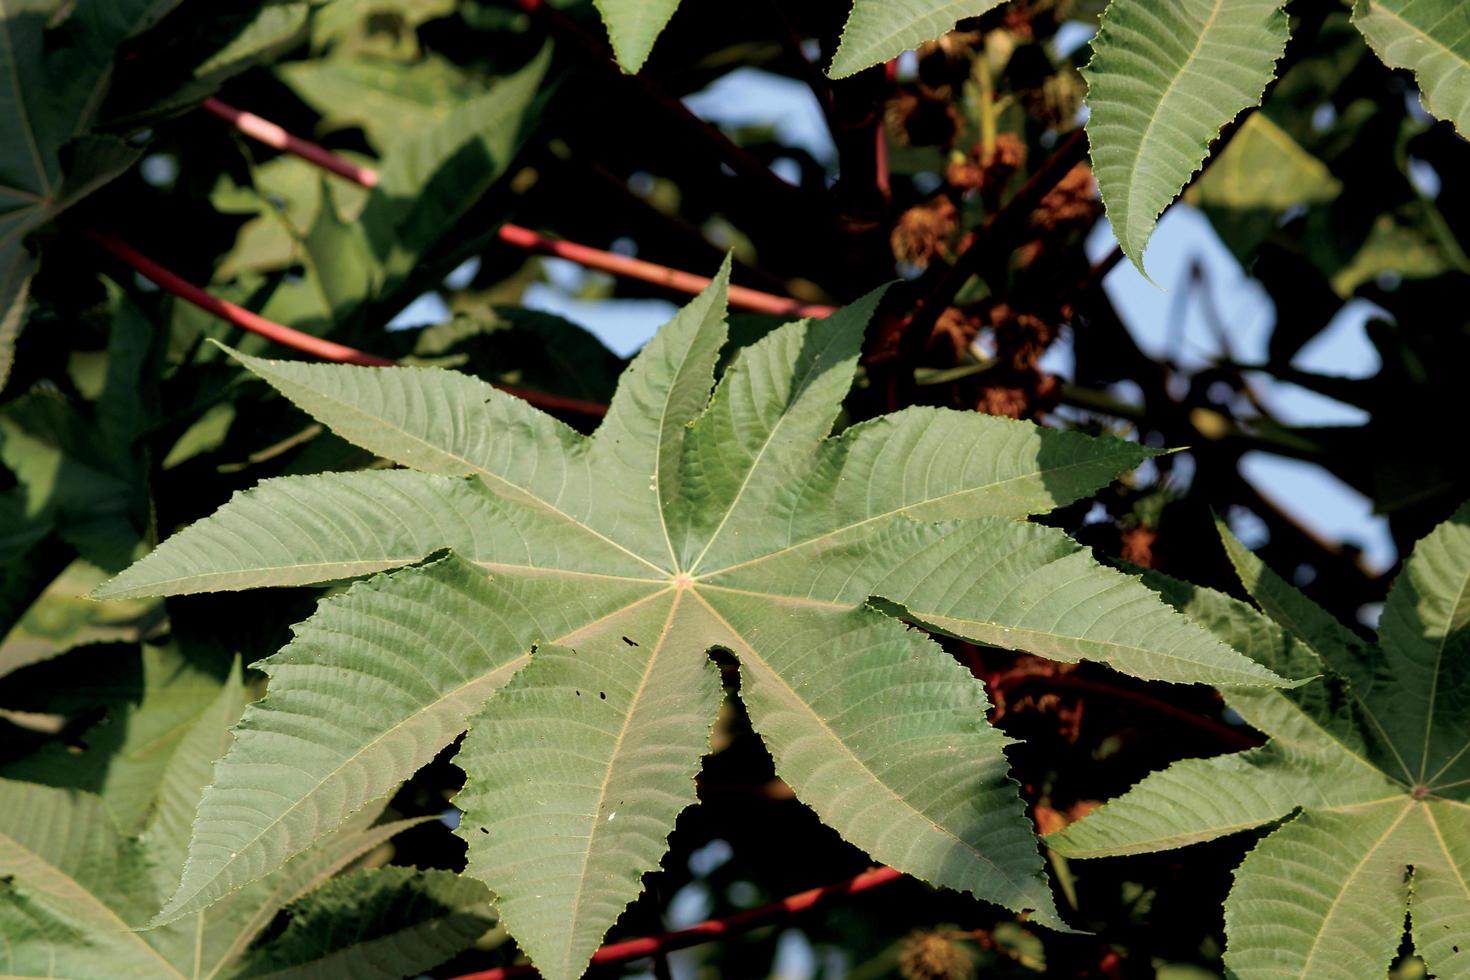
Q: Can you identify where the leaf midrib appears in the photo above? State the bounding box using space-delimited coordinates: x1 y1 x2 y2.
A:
700 583 1275 685
696 450 1145 581
1421 802 1470 904
1417 559 1470 780
1120 0 1227 247
1297 800 1413 977
560 591 683 971
686 318 846 575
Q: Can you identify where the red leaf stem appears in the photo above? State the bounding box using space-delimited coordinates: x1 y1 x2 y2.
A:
202 97 381 188
88 231 394 367
87 231 609 417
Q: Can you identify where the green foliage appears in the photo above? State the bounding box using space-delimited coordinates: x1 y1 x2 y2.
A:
99 270 1284 977
1351 0 1469 136
0 0 152 388
1184 113 1341 261
1050 505 1470 977
593 0 682 73
829 0 1005 79
0 662 494 979
592 0 1010 76
256 48 550 338
1085 0 1470 272
1 0 1467 975
1083 0 1290 274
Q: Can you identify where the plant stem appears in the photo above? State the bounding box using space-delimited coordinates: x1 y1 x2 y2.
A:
88 232 394 367
447 867 903 979
202 98 380 187
499 225 835 318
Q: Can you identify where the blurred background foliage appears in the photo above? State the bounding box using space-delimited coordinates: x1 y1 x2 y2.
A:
1 0 1465 976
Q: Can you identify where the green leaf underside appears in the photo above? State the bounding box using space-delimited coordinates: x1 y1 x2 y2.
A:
106 267 1286 978
1052 505 1470 978
1351 0 1470 137
1084 0 1290 272
592 0 681 72
828 0 1005 80
0 718 452 979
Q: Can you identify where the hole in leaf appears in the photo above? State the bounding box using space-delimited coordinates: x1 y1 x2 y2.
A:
599 692 606 700
622 636 639 646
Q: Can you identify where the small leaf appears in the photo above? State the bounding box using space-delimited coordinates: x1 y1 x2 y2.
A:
0 779 174 977
1 643 231 835
592 0 682 72
1351 0 1469 136
1084 0 1291 272
829 0 1006 79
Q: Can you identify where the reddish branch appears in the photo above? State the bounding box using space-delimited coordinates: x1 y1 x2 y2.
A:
87 233 609 417
498 225 834 318
203 98 381 188
447 867 903 979
88 232 395 367
199 99 828 317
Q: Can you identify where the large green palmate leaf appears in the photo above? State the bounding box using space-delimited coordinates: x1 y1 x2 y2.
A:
0 661 494 979
1084 0 1291 272
1352 0 1470 136
102 266 1285 978
1050 505 1470 978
